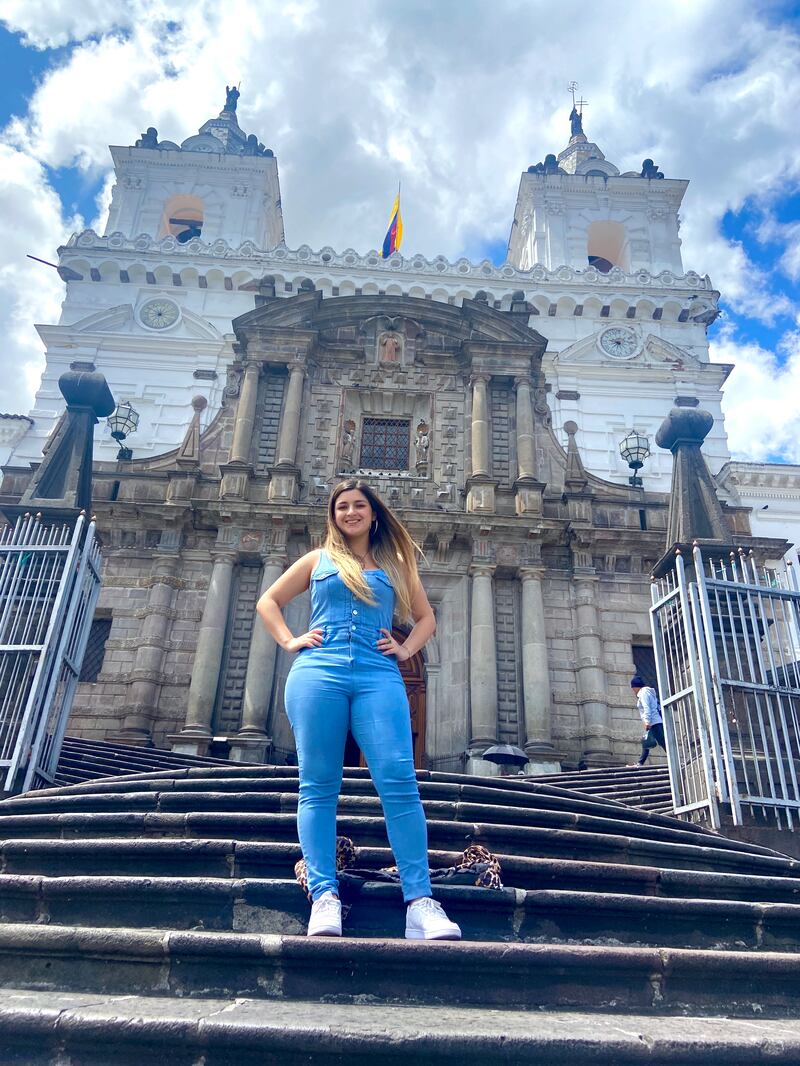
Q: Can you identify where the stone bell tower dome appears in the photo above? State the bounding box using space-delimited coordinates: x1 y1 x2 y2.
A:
104 86 285 250
507 105 685 276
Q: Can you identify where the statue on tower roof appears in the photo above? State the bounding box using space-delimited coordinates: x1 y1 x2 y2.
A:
224 84 240 114
567 81 587 139
135 127 159 149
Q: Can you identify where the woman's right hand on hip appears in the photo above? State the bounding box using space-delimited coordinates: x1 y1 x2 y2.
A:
283 629 324 654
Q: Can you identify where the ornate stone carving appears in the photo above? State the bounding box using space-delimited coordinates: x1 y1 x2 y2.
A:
223 366 242 401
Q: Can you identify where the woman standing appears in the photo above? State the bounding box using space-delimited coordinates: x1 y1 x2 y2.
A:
256 479 461 941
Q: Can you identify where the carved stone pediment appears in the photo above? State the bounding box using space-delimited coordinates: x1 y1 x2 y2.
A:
233 292 547 360
554 329 703 370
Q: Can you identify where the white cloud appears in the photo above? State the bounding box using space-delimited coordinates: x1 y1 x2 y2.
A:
711 323 800 464
0 144 75 413
0 0 127 48
0 0 799 459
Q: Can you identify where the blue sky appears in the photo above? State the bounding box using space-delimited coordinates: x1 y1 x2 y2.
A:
0 1 799 463
0 28 102 224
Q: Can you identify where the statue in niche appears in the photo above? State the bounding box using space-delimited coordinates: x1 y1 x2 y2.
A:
378 331 403 362
224 85 240 113
135 127 159 149
340 419 356 471
414 420 430 470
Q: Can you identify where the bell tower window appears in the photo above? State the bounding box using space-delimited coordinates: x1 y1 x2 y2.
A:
160 194 204 243
587 220 630 273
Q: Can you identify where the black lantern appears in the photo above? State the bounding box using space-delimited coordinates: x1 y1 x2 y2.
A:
107 401 140 460
619 430 650 487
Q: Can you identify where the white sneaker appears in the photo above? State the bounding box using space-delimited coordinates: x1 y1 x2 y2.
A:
405 897 461 941
307 891 342 937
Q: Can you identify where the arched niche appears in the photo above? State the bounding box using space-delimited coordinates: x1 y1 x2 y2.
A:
587 220 631 273
159 194 204 243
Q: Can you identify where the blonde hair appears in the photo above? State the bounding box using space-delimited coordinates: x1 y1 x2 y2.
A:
323 479 422 620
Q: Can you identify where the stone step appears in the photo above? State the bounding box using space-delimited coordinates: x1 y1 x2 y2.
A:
535 765 670 788
4 837 800 903
0 807 791 875
2 873 800 952
2 768 777 862
0 787 757 856
0 923 798 1017
0 774 681 825
56 736 228 778
5 988 800 1066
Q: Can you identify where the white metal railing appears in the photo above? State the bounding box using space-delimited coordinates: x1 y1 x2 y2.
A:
0 512 102 794
651 544 800 830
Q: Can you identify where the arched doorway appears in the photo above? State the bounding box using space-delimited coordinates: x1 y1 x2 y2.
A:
343 627 427 769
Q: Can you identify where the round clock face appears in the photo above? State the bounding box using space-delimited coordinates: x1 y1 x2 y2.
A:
599 326 639 359
139 298 180 330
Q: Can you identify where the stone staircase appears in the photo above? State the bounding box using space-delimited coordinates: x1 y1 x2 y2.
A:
2 765 800 1063
54 735 230 785
534 764 675 816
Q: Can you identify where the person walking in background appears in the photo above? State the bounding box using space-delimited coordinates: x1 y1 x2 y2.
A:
256 478 461 942
628 675 666 767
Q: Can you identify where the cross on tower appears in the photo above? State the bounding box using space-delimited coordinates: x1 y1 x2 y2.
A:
567 81 588 116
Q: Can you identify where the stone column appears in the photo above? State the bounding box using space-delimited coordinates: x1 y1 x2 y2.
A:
229 555 286 763
466 374 495 514
269 361 305 501
574 575 613 764
220 362 260 500
519 567 560 774
228 361 260 465
276 362 305 466
171 551 236 756
513 376 543 516
116 548 181 745
514 377 536 480
470 374 490 477
467 563 499 775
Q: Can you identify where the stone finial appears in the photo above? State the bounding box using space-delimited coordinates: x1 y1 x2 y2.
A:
563 420 589 494
13 371 115 519
134 127 158 149
656 405 730 546
176 396 207 466
509 290 530 314
640 158 665 179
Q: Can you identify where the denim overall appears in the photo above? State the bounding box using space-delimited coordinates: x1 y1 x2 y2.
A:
284 550 432 902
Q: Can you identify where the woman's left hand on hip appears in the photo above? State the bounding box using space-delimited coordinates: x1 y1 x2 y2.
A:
377 628 411 660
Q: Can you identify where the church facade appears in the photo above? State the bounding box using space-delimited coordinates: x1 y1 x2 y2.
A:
1 92 789 772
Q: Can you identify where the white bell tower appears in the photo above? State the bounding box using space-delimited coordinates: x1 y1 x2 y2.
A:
507 99 685 276
104 86 285 250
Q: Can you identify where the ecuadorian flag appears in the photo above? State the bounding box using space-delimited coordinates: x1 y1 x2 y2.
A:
381 190 403 258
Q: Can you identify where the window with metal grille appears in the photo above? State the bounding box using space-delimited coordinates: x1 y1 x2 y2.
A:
79 618 112 683
359 417 410 471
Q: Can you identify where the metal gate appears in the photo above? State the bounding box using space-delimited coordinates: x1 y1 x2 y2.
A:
651 544 800 830
0 512 102 794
